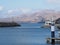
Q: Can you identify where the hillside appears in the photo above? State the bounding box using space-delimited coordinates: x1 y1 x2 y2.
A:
0 9 60 23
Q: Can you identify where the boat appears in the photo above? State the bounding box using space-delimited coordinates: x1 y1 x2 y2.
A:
41 20 52 28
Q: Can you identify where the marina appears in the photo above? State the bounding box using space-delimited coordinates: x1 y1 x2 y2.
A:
0 0 60 45
0 23 53 45
0 23 60 45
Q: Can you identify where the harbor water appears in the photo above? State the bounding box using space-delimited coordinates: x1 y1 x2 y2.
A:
0 23 59 45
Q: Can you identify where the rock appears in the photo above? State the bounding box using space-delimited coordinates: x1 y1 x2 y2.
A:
0 22 20 27
55 18 60 29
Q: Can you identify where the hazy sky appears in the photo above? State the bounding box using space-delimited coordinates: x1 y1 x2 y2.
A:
0 0 60 18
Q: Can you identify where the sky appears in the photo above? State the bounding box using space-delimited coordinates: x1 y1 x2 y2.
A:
0 0 60 18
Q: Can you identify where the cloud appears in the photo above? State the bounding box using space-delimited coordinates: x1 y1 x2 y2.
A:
8 10 14 14
8 9 19 14
0 6 4 11
8 8 32 15
47 0 60 3
20 8 32 14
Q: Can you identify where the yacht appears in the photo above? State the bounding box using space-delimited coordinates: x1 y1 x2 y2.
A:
41 20 52 28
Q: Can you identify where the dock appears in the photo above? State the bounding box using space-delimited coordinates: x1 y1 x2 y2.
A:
46 38 60 44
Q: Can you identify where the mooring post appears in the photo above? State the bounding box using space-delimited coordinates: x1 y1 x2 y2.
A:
58 31 60 37
51 18 55 44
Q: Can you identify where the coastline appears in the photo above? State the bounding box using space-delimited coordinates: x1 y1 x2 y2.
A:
0 22 20 27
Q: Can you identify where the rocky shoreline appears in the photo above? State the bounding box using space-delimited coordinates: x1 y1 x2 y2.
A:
0 22 20 27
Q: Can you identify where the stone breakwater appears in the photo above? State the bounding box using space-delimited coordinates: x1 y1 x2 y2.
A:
0 22 20 27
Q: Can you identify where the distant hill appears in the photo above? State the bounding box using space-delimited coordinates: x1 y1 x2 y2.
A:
0 9 60 23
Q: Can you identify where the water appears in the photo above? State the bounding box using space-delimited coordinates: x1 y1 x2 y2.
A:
0 23 59 45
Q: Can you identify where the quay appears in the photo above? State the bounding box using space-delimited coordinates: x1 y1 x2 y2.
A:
46 38 60 44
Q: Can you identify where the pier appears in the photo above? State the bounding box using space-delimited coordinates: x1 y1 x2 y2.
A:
46 38 60 44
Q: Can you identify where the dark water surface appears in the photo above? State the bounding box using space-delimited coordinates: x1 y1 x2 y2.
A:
0 23 59 45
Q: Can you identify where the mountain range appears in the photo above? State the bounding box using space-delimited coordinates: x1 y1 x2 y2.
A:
0 9 60 23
